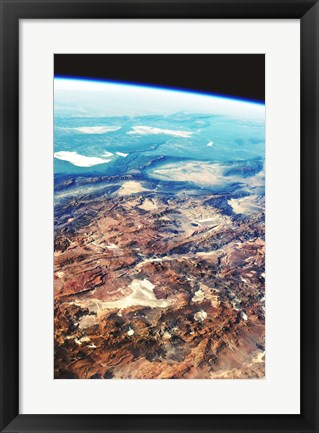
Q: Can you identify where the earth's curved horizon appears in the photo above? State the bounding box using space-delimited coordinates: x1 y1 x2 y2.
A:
54 77 265 379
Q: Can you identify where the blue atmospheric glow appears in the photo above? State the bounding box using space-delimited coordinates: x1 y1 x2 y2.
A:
54 73 265 188
54 75 265 106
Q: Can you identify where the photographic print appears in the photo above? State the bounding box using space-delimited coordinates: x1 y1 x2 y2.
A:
54 55 265 379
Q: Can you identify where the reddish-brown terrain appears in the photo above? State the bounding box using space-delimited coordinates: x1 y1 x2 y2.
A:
54 180 265 379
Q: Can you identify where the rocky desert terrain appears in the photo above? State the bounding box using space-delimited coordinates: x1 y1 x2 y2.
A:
54 177 265 379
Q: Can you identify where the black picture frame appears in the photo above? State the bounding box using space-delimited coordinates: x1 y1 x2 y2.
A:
0 1 318 432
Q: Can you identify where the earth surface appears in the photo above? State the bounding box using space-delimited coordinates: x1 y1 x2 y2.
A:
54 79 265 379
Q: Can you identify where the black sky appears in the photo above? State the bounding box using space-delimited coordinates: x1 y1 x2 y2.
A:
54 54 265 103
